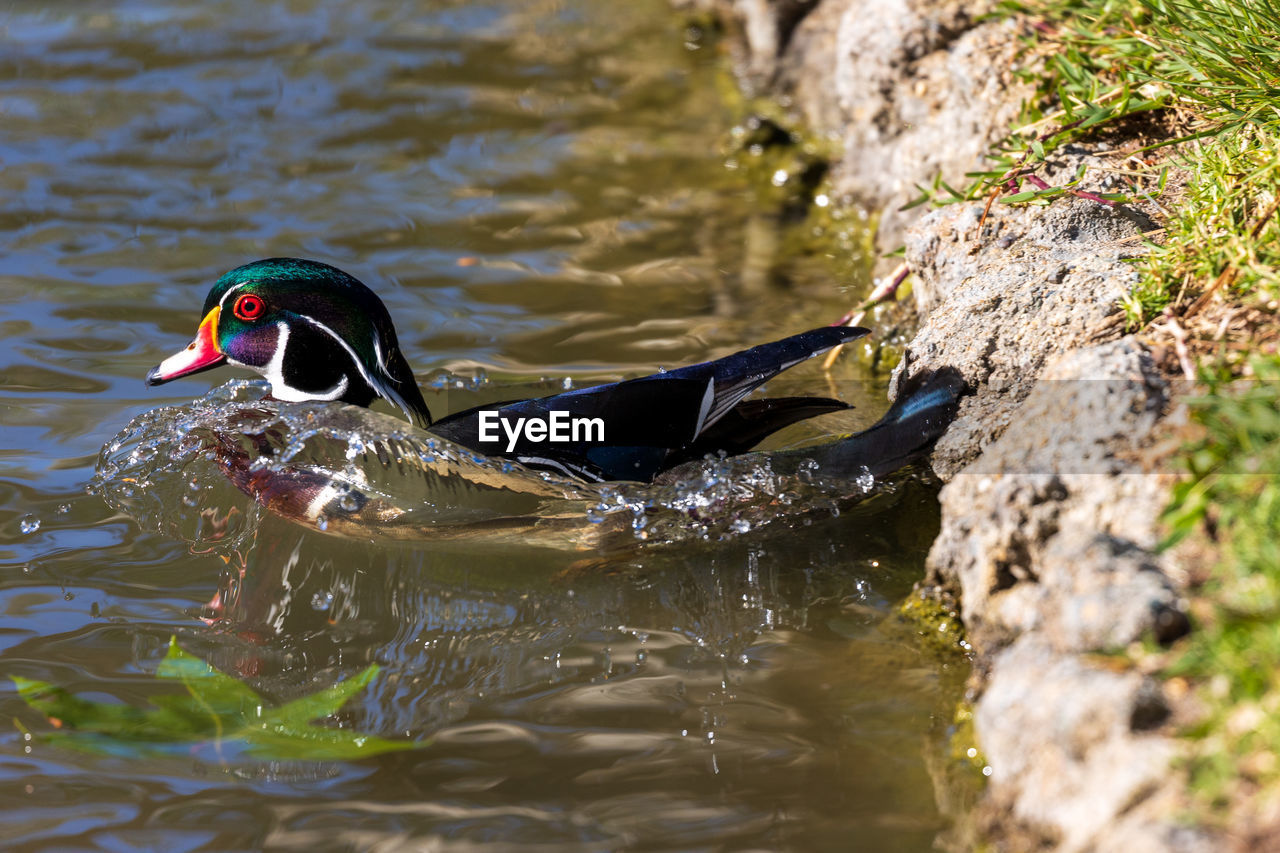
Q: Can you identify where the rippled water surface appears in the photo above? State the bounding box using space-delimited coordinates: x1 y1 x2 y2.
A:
0 1 970 849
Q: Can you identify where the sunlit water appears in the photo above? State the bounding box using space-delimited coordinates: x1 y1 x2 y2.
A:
0 0 971 849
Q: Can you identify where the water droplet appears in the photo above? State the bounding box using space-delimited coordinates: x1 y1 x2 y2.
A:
315 513 328 531
56 504 70 515
982 765 993 777
730 518 751 535
562 376 573 390
19 515 39 534
311 591 335 611
771 168 789 187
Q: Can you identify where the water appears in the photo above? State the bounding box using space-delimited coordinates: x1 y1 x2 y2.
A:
0 0 970 848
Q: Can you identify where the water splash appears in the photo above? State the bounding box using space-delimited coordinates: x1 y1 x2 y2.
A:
91 381 899 550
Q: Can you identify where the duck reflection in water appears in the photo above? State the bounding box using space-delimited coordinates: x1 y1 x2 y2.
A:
183 474 944 740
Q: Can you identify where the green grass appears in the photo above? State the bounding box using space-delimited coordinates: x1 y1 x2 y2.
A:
1129 126 1280 326
905 0 1280 328
1162 356 1280 815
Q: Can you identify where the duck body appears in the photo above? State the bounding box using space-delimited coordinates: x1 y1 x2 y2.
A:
146 258 952 485
429 328 861 481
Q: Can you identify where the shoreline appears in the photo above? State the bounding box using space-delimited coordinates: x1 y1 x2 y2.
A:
676 1 1219 848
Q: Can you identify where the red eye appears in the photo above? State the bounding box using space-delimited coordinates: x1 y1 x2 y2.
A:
233 294 265 321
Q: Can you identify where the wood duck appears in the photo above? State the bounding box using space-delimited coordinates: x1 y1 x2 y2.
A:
147 258 955 483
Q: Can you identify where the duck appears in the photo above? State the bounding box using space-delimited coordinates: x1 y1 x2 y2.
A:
146 258 958 484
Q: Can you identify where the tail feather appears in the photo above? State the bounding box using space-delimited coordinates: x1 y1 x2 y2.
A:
804 369 965 479
658 325 870 438
666 396 850 468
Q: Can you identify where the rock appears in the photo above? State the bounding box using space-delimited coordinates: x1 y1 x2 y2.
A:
680 0 1035 249
976 638 1217 853
676 0 1221 848
829 5 1025 245
924 340 1188 654
899 184 1160 477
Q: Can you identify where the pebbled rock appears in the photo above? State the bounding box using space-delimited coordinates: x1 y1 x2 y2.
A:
898 177 1160 478
676 1 1219 848
924 339 1187 654
975 638 1217 853
829 4 1025 245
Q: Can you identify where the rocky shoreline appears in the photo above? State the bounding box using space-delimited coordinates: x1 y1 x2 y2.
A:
677 0 1219 848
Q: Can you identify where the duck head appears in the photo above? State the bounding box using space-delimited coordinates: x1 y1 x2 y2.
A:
146 258 433 427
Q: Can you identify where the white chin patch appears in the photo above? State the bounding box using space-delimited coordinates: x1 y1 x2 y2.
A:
259 321 350 402
271 375 349 402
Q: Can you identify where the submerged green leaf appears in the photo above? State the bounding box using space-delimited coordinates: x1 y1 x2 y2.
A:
262 664 380 730
11 637 422 761
12 676 166 740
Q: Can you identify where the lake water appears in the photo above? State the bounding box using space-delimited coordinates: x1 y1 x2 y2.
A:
0 0 970 849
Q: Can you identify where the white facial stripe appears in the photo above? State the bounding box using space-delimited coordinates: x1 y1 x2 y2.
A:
272 374 349 402
217 281 248 310
299 313 378 388
304 315 418 423
260 322 290 392
222 298 417 421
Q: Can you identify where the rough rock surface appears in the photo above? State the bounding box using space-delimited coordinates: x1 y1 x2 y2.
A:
899 185 1157 478
977 639 1214 853
925 340 1184 652
679 0 1030 247
896 162 1214 847
673 0 1222 849
925 341 1211 849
